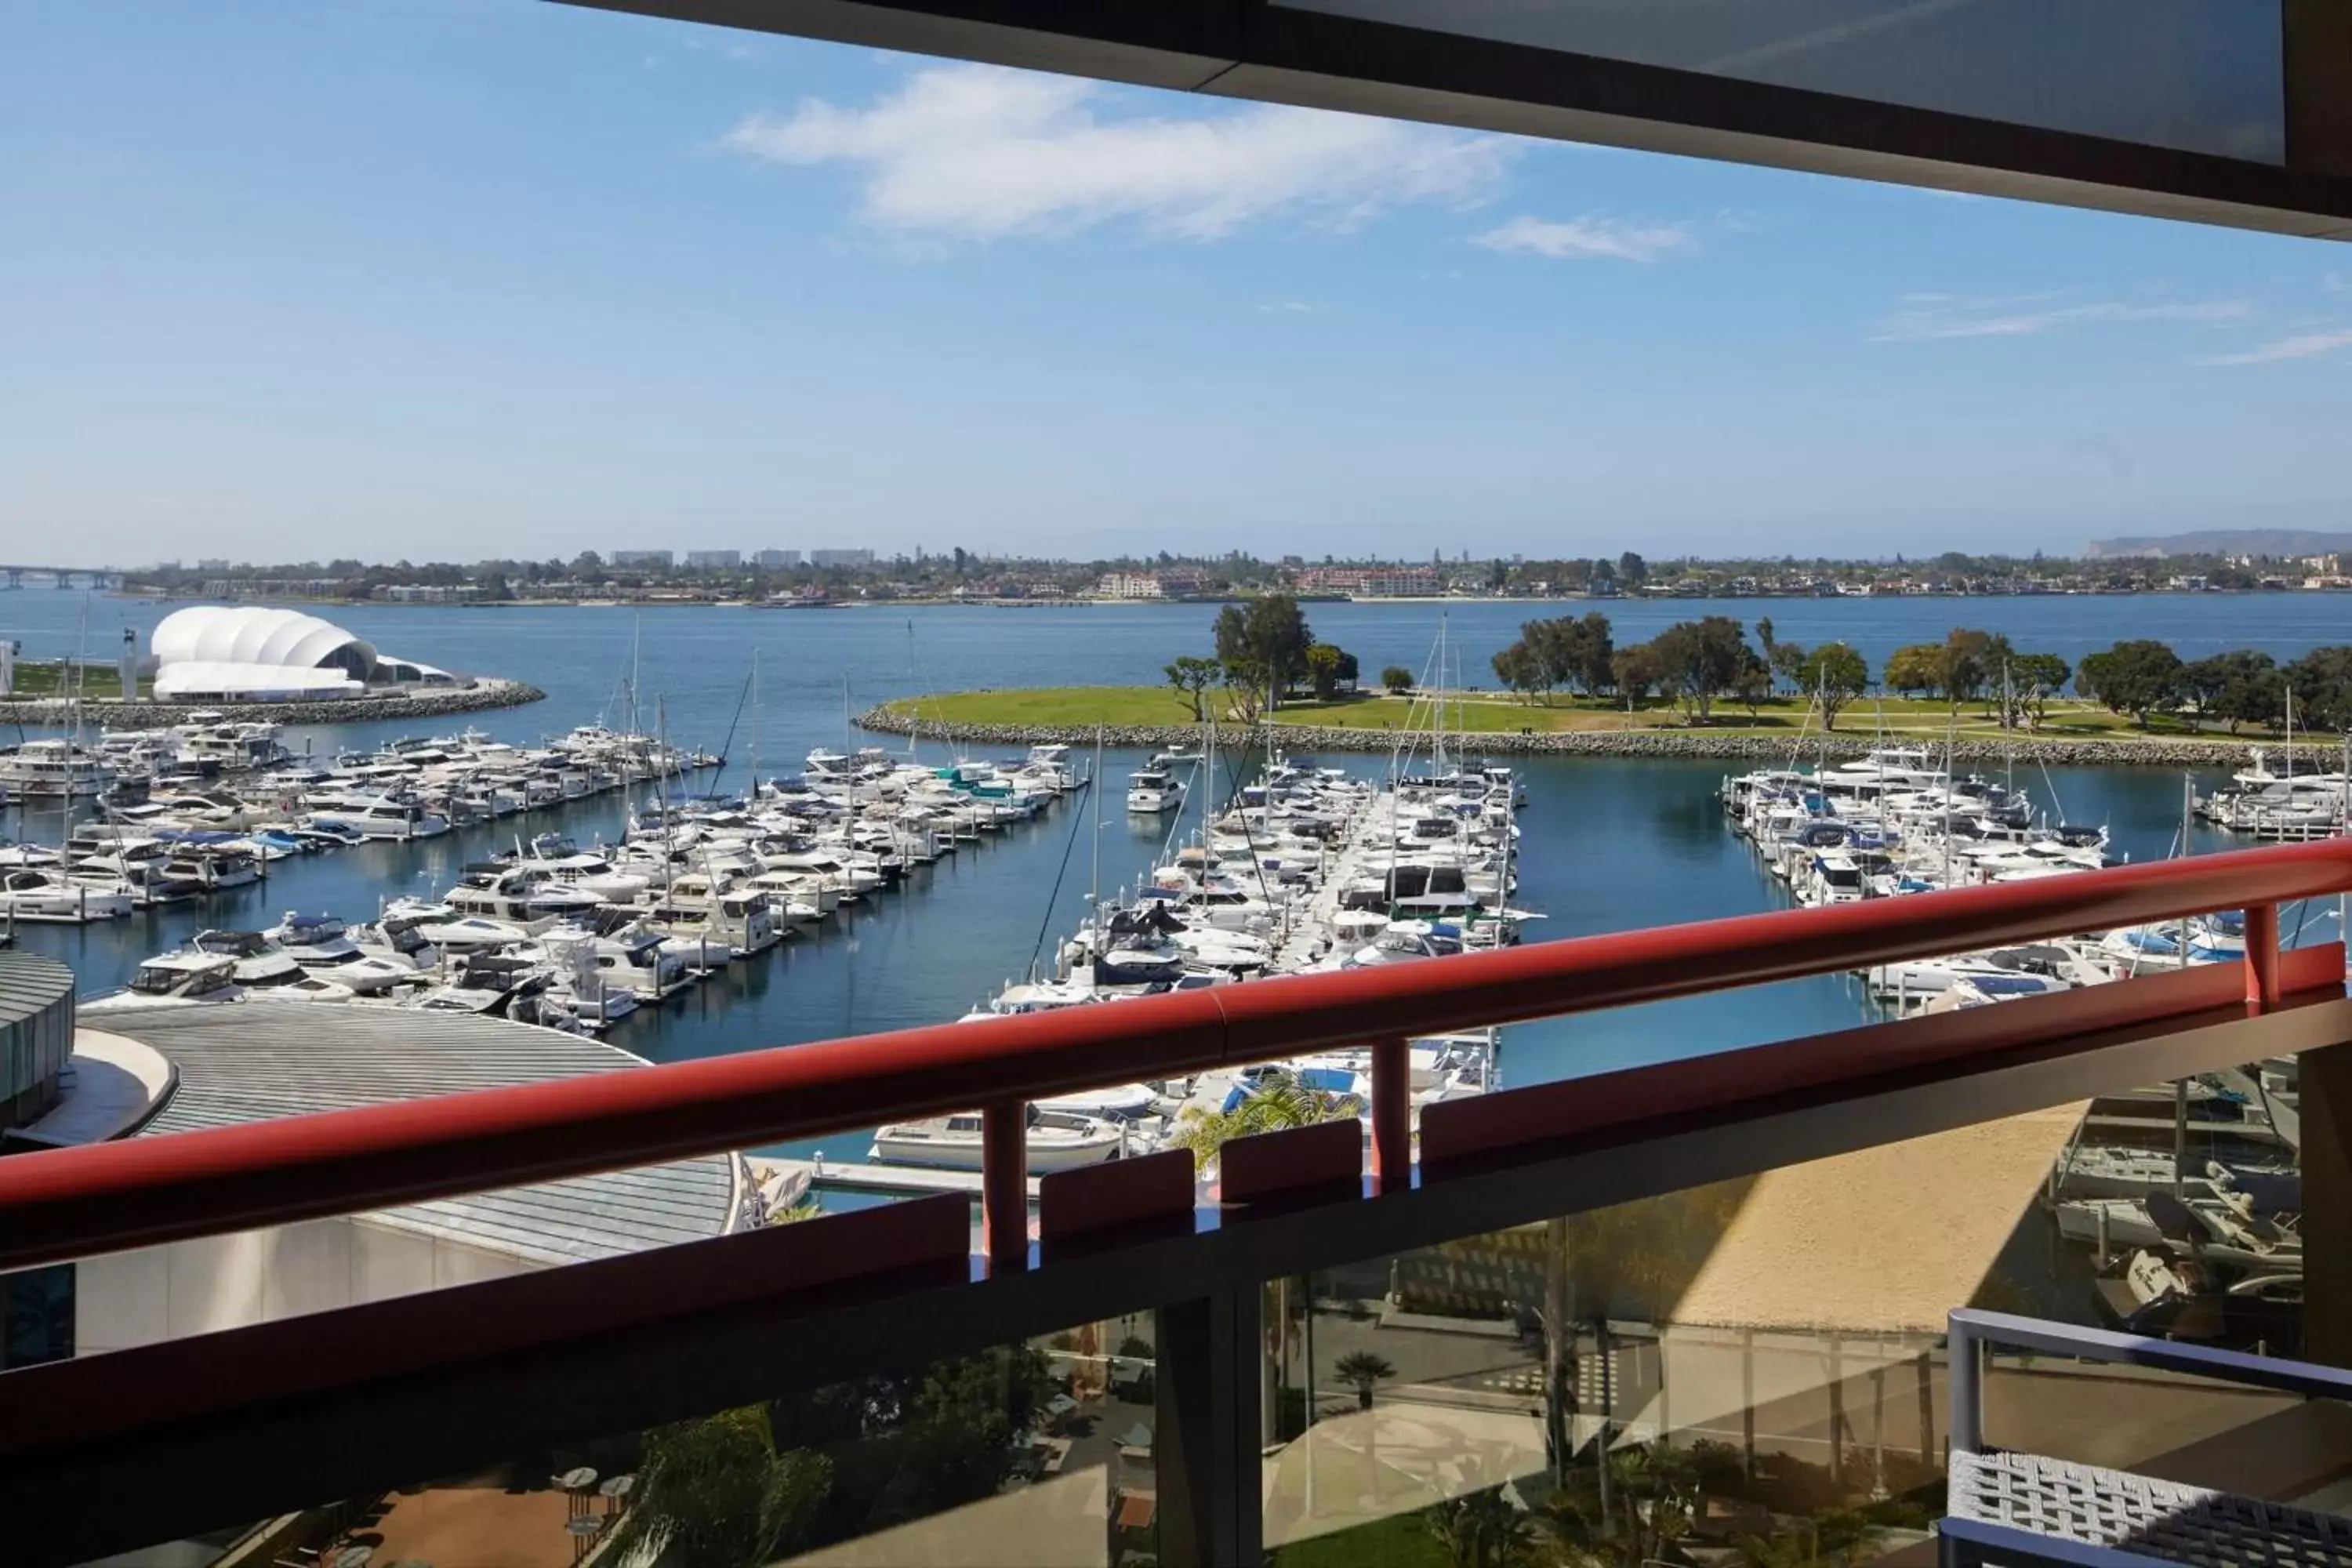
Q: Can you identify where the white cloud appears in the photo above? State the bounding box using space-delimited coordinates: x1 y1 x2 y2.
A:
1258 301 1324 314
1469 214 1693 262
721 64 1513 242
1872 294 2252 341
2200 328 2352 366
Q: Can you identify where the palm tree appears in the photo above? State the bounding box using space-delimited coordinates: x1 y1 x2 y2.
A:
1426 1490 1538 1568
1334 1350 1395 1412
1730 1512 1875 1568
608 1408 833 1568
1167 1070 1338 1167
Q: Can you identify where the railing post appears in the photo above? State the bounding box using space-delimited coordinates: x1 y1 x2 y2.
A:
1369 1037 1410 1193
1946 1314 1982 1457
982 1099 1027 1273
2245 902 2281 1015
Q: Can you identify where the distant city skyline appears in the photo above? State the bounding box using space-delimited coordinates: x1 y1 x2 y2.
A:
5 2 2350 565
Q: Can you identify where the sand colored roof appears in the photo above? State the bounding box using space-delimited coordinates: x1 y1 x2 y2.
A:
1668 1102 2085 1334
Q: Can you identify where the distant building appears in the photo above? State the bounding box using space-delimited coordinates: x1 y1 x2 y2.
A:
754 549 802 568
1095 572 1206 600
685 550 742 569
1293 565 1444 597
612 550 673 568
150 605 452 699
379 583 484 604
808 549 876 568
195 557 232 572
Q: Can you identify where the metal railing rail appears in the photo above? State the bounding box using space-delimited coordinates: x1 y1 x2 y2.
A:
2 835 2349 1275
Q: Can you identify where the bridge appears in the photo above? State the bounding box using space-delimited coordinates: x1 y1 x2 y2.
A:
0 564 127 590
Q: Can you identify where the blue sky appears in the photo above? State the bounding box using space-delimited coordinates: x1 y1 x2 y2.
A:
5 0 2349 566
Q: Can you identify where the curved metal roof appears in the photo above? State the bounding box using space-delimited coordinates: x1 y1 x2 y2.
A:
99 1004 742 1264
0 953 74 1029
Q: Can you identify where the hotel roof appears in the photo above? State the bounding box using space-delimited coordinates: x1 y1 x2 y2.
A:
100 1004 743 1265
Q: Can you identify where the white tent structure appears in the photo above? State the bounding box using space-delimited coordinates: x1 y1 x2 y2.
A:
150 606 447 702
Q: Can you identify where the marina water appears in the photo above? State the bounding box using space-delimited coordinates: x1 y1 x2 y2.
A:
2 594 2332 1166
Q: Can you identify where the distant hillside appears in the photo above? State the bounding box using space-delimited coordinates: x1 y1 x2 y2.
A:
2083 528 2352 559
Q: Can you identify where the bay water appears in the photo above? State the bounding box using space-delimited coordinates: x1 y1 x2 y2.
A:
1 594 2334 1163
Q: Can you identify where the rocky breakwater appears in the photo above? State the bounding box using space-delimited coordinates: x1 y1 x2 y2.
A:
1 677 546 728
855 705 2267 768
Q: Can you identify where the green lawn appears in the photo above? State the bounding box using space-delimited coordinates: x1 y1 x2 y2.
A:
0 661 147 700
891 685 1205 728
1266 1510 1452 1568
884 686 2283 743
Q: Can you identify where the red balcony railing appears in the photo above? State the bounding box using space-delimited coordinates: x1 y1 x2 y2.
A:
3 835 2349 1276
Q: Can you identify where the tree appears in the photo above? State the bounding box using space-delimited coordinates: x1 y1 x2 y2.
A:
1168 1070 1341 1167
1305 643 1345 702
1617 551 1648 586
1795 643 1869 730
1381 665 1415 695
1492 641 1550 703
2192 649 2284 733
1565 612 1615 694
610 1407 833 1568
1756 616 1777 661
1770 641 1808 691
1612 644 1666 711
1428 1489 1539 1568
1936 628 2009 711
1730 648 1773 720
2078 639 2184 728
2004 652 2072 730
1163 655 1220 721
1214 594 1312 711
1882 643 1942 698
1536 1443 1715 1568
2287 646 2352 731
1333 1349 1395 1413
1650 616 1750 724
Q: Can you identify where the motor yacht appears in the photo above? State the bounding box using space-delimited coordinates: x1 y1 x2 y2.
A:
0 739 113 799
86 952 244 1008
870 1108 1131 1172
1126 766 1184 815
0 868 133 923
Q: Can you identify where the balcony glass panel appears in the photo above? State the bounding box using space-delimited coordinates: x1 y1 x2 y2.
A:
1258 1063 2310 1563
80 1315 1156 1568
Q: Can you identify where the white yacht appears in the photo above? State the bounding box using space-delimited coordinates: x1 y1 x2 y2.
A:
191 935 357 1004
0 868 133 923
447 862 605 921
85 952 244 1008
257 913 419 995
870 1109 1131 1172
0 739 113 799
1126 767 1184 815
303 795 451 841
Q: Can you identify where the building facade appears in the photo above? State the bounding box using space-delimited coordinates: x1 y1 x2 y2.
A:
807 548 876 568
754 548 802 568
1094 572 1207 599
1293 565 1446 597
685 550 742 568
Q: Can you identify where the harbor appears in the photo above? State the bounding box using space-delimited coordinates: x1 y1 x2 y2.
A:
2 597 2339 1237
1721 739 2320 1351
